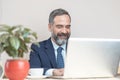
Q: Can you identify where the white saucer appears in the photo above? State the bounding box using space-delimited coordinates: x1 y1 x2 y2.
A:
27 75 47 79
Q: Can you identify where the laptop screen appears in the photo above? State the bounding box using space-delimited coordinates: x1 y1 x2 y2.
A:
64 38 120 78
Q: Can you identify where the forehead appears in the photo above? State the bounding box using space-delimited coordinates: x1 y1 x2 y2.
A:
53 15 71 24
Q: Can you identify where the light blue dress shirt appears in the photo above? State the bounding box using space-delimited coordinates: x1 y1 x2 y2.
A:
45 39 66 76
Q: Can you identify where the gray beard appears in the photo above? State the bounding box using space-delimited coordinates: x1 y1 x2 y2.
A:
56 38 67 46
52 33 68 46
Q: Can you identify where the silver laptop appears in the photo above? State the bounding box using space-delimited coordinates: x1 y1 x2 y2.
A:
64 38 120 78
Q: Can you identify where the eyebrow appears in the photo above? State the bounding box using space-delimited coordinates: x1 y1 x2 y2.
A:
56 24 71 26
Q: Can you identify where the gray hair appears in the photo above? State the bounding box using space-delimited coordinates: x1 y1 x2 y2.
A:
49 8 71 24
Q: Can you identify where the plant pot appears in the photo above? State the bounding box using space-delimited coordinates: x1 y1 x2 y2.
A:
5 59 30 80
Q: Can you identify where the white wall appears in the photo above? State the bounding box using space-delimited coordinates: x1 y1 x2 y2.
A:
0 0 2 23
0 0 120 65
1 0 120 40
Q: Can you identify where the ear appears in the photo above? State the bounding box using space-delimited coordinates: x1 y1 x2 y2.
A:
48 24 52 32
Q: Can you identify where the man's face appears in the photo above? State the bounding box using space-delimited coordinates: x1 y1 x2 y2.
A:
49 14 71 46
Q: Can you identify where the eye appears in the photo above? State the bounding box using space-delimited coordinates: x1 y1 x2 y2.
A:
66 25 71 29
56 25 63 29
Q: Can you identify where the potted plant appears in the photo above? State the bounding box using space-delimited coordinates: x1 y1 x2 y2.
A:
0 24 38 80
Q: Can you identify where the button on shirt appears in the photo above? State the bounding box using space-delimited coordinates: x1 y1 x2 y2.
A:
45 39 66 76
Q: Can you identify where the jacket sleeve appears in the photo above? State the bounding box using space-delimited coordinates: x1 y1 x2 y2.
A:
29 43 50 75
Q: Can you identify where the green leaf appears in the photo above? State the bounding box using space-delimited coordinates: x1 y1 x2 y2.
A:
24 37 31 43
31 32 38 39
19 38 28 53
0 24 38 58
0 44 5 53
5 46 17 58
33 42 40 47
0 34 10 43
0 24 11 32
9 36 20 50
22 28 31 38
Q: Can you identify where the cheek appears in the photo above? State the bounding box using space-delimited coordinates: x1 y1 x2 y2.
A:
67 29 71 33
52 28 59 35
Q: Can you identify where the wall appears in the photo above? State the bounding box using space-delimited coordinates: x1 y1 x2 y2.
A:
0 0 2 23
0 0 120 65
1 0 120 40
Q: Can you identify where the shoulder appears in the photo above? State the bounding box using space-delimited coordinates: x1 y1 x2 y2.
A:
39 38 52 46
31 38 52 48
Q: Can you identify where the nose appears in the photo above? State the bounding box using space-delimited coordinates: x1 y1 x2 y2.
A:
61 27 67 33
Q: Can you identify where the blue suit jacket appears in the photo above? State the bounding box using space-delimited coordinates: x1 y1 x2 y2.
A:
29 38 57 75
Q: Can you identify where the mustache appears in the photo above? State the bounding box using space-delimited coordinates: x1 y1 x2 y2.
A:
57 33 70 37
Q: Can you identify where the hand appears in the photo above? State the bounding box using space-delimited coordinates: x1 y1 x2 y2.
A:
53 68 64 76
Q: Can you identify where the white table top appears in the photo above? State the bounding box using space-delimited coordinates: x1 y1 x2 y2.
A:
2 75 120 80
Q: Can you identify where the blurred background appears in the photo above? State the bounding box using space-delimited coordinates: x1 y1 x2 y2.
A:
0 0 120 65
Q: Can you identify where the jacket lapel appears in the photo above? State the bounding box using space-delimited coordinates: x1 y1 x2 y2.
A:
45 38 57 68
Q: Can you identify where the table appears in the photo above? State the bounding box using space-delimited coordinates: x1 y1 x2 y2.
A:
2 75 120 80
2 67 120 80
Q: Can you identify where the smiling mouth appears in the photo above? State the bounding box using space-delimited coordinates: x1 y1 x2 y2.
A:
57 33 69 40
58 35 67 39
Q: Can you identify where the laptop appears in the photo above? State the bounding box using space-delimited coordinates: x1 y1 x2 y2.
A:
63 38 120 78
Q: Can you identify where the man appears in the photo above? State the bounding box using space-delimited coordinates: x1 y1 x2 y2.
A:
29 8 71 76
